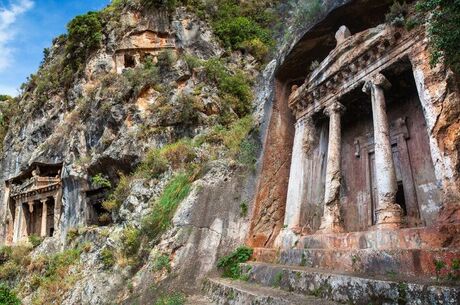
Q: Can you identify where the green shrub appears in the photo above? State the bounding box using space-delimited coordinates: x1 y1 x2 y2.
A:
91 174 112 189
385 1 409 26
44 248 81 278
66 228 79 243
66 11 103 72
136 149 169 179
157 50 177 71
141 173 192 240
0 283 20 305
141 0 179 11
29 234 44 248
203 59 253 117
240 38 270 62
152 254 171 272
238 138 258 169
102 174 131 211
213 16 271 51
0 261 20 281
100 248 115 269
175 94 201 126
217 246 253 279
189 0 276 62
155 292 185 305
416 0 460 73
239 201 248 217
0 246 12 264
160 139 196 169
120 226 141 257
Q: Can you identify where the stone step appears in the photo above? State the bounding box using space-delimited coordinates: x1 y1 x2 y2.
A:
253 247 460 277
185 294 214 305
241 262 460 305
204 277 339 305
296 225 460 250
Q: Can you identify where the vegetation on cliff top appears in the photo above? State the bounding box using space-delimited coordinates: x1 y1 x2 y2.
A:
416 0 460 73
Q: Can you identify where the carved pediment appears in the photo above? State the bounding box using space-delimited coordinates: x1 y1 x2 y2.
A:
289 24 421 118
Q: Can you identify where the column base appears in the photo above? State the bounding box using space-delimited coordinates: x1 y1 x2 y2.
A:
317 205 345 234
274 227 301 249
375 205 403 229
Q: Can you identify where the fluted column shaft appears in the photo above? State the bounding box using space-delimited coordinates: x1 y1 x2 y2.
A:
363 73 402 229
41 199 48 237
318 101 345 233
283 116 309 231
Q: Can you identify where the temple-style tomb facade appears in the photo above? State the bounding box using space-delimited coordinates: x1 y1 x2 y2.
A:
3 163 62 244
248 3 459 281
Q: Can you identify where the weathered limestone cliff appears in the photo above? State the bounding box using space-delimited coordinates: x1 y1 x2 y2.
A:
0 0 459 305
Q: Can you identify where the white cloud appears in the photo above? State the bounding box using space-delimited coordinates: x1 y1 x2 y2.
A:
0 84 19 96
0 0 34 71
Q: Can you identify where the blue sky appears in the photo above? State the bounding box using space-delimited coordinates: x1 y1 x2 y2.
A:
0 0 111 96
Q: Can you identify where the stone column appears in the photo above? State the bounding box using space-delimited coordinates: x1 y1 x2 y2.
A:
275 115 311 248
363 73 402 229
12 201 20 244
40 199 48 237
318 100 346 233
283 116 310 231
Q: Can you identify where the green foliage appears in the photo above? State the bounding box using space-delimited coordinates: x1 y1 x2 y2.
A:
102 174 131 212
154 292 186 305
29 234 44 248
416 0 460 73
0 261 20 282
141 173 192 240
44 248 81 278
385 1 409 26
0 283 20 305
91 173 112 189
29 248 82 305
152 254 171 272
66 227 79 243
65 11 103 72
120 226 141 257
121 61 160 100
157 50 177 71
196 115 255 164
141 0 179 11
238 138 258 169
100 248 115 269
0 96 17 153
188 0 276 61
217 246 253 279
214 16 271 51
273 271 283 287
159 139 196 169
0 95 12 101
239 201 248 217
203 58 253 117
135 149 169 179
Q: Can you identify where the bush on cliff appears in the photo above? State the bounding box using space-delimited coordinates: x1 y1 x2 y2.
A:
217 246 253 279
416 0 460 73
66 11 103 72
0 283 20 305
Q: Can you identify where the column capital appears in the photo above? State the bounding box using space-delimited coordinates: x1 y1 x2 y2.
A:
295 114 312 128
362 73 391 94
28 201 34 213
324 100 345 117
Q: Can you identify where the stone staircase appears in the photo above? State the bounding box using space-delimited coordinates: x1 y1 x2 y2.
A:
203 226 460 305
